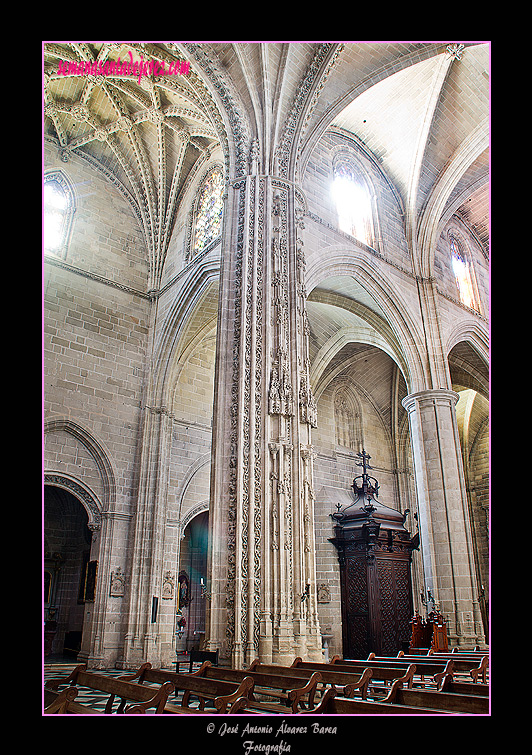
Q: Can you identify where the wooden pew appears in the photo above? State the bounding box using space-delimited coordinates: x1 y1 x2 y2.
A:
331 655 453 689
382 678 489 714
44 686 102 715
395 652 488 683
291 657 418 696
306 687 450 715
118 663 255 713
189 661 322 713
247 660 373 699
309 681 488 715
45 665 175 713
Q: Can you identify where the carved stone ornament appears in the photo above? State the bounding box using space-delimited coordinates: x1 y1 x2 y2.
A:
317 583 331 604
110 567 125 597
162 571 175 599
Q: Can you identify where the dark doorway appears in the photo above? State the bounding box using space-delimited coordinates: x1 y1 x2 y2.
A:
177 511 209 652
43 486 93 661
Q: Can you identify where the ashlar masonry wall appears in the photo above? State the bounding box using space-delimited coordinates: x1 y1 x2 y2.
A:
44 143 151 665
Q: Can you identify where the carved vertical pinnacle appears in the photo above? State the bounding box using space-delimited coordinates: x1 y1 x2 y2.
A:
268 349 294 416
299 359 318 428
294 201 317 429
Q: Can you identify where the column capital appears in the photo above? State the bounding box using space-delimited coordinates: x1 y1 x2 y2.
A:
402 389 460 413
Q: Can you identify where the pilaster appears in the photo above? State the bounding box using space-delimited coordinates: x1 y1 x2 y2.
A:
123 404 174 668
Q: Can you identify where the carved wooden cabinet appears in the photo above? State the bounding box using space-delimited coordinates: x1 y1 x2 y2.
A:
329 465 419 659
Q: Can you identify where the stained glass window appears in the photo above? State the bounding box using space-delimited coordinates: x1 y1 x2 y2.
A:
450 236 477 310
193 168 224 256
44 180 69 255
331 160 373 246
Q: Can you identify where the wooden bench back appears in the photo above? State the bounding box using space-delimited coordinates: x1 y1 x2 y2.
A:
200 663 319 692
387 685 489 714
329 657 452 677
391 654 487 673
118 663 255 713
248 661 373 697
251 661 363 683
311 688 446 715
292 658 417 683
73 670 171 701
141 667 251 697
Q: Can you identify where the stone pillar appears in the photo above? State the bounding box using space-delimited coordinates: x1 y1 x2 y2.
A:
206 174 322 667
402 389 485 646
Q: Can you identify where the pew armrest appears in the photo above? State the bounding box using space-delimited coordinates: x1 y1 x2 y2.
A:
117 662 152 684
124 681 174 714
396 663 416 689
214 677 255 714
45 663 87 691
287 672 322 712
44 686 79 713
343 667 373 699
382 678 404 703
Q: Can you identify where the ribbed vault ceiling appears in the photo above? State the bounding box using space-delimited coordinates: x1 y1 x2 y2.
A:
43 41 490 286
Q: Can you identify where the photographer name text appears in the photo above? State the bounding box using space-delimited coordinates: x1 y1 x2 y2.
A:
206 720 338 754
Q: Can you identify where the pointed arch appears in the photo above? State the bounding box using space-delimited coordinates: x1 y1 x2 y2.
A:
306 250 428 393
44 472 102 530
43 418 116 512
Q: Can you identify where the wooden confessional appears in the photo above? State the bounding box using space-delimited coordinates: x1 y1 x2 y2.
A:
329 451 419 659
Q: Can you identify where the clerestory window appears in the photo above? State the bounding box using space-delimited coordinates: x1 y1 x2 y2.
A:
450 235 477 311
192 166 224 257
331 159 373 247
44 172 75 258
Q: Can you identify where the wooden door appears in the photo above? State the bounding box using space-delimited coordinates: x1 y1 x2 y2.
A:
340 553 413 658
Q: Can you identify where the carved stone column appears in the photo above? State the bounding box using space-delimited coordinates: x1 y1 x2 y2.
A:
206 174 322 667
402 390 485 646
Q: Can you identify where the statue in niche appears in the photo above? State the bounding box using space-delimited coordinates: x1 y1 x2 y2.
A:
178 571 191 608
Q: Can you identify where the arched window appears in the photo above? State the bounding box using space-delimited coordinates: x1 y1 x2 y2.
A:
192 167 224 257
334 386 363 451
44 172 75 258
331 158 373 246
450 235 477 310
